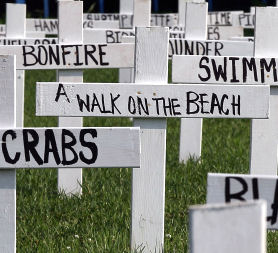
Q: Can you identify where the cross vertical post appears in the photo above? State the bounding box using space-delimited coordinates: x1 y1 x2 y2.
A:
131 27 169 253
57 0 84 195
178 2 208 163
250 7 278 175
6 3 26 128
0 55 16 252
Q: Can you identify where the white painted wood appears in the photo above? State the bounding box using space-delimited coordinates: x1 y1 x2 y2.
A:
131 27 168 253
6 4 26 38
0 25 5 35
133 0 151 27
57 0 83 195
118 36 134 85
6 3 26 129
26 19 58 35
0 127 140 169
178 0 186 26
151 13 178 27
229 36 254 42
0 44 134 70
36 82 269 119
207 11 243 26
0 38 57 46
169 39 253 57
173 55 278 84
207 26 244 40
0 55 16 253
207 173 278 229
179 2 207 163
237 12 255 28
84 13 133 29
89 21 120 29
120 0 134 14
189 201 266 253
184 3 207 40
250 7 278 175
119 68 134 83
26 32 46 38
179 0 205 26
84 29 135 44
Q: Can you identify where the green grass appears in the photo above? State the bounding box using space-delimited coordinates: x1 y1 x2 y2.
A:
16 67 278 252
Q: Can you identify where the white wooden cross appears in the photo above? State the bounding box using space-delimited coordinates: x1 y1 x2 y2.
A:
0 55 16 253
0 54 141 252
189 201 266 253
207 173 278 230
36 26 270 253
169 39 253 57
0 0 135 195
250 7 278 176
178 2 207 163
173 7 278 175
6 3 26 128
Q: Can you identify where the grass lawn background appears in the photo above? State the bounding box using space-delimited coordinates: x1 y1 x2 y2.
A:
16 66 278 252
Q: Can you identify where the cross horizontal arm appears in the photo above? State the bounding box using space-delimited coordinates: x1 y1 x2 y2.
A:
0 43 134 69
36 82 269 119
0 127 140 168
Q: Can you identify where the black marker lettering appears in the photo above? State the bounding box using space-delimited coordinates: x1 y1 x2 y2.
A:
99 44 109 66
225 177 248 202
187 91 199 114
212 57 227 82
198 57 211 82
242 57 258 83
61 129 78 166
79 129 98 164
44 129 61 165
23 46 38 66
2 130 20 164
55 83 70 103
23 129 43 165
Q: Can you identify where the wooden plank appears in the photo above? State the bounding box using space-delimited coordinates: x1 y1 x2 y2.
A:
89 21 120 29
26 18 58 35
133 0 151 26
151 13 178 27
236 12 255 28
207 173 278 230
57 0 83 196
0 25 5 35
0 38 58 45
179 2 207 164
184 3 207 40
178 0 186 26
0 43 134 69
6 3 26 38
178 0 205 27
250 7 278 175
169 39 253 57
118 36 134 90
84 29 135 44
120 0 134 14
172 55 278 84
0 55 16 253
6 3 26 129
84 13 133 29
189 201 266 253
0 127 140 169
229 36 254 42
207 11 243 26
131 27 168 253
207 26 243 40
36 82 269 119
